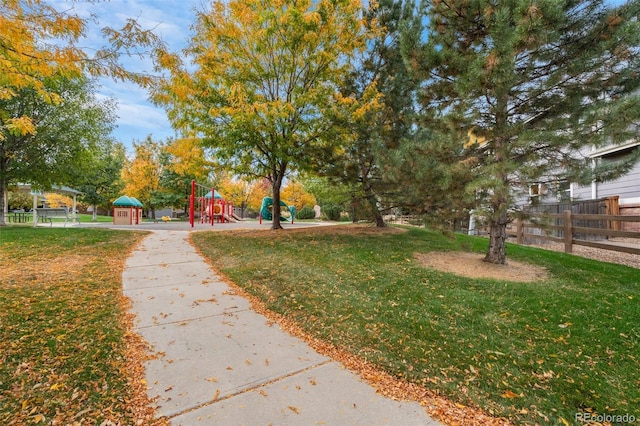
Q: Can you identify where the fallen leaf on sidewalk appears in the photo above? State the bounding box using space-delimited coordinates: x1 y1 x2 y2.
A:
288 406 300 414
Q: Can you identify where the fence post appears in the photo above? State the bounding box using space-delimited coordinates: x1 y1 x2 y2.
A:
563 210 573 253
516 219 523 245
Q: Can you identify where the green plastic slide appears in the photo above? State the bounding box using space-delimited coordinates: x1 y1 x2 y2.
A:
260 197 295 221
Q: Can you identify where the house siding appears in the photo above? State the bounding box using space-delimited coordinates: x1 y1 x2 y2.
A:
571 160 640 202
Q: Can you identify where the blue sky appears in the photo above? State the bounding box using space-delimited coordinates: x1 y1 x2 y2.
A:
66 0 201 150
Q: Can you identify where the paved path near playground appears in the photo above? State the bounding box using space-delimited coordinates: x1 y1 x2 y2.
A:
122 229 440 425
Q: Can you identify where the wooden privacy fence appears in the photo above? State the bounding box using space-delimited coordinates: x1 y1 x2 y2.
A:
508 210 640 255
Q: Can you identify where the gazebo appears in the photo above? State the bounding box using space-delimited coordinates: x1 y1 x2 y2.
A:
4 184 83 225
112 196 143 225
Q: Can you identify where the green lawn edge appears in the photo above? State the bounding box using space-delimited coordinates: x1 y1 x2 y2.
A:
0 227 151 424
191 224 639 425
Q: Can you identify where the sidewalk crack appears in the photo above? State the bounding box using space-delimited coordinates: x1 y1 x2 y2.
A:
166 360 333 420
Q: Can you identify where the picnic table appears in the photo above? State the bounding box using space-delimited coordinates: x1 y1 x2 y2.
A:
5 211 32 223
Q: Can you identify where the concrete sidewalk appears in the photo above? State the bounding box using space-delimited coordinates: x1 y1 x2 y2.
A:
122 230 440 425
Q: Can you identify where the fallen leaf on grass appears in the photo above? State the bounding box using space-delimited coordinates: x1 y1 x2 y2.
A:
49 383 65 391
501 390 520 399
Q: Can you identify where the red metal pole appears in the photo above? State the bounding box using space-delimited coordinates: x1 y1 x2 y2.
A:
201 196 205 224
211 187 215 226
190 180 195 227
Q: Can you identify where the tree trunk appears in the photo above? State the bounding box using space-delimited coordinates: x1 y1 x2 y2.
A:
0 177 6 226
362 168 386 228
92 204 98 221
271 170 284 230
350 196 358 223
365 190 386 227
484 211 508 264
484 106 510 264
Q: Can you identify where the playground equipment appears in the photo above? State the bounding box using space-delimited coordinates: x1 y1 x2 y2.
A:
204 189 240 222
259 197 296 223
189 180 241 227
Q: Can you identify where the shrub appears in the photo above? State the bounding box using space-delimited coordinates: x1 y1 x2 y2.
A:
322 204 342 221
296 206 316 220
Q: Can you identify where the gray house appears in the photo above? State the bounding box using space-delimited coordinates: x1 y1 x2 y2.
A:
570 140 640 205
517 140 640 233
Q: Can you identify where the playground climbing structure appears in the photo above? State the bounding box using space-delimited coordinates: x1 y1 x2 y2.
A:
189 180 240 227
259 197 296 223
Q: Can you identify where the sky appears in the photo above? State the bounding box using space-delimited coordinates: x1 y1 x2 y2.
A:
63 0 202 150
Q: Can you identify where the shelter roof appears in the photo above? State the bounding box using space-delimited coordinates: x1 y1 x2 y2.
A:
113 195 143 207
16 183 83 196
204 190 223 199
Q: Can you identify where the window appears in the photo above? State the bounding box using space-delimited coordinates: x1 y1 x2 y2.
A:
529 183 541 205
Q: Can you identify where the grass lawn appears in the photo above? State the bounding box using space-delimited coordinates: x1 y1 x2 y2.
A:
76 213 114 223
0 227 159 425
191 224 640 425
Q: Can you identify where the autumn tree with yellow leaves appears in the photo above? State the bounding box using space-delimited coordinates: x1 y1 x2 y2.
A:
281 180 317 211
0 0 165 225
157 137 217 214
121 137 162 218
153 0 367 229
247 179 271 213
217 174 252 218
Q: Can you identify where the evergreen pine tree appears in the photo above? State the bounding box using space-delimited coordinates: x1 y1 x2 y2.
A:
322 0 420 227
404 0 640 263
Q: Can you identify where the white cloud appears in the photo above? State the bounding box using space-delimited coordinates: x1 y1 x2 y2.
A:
96 77 173 145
